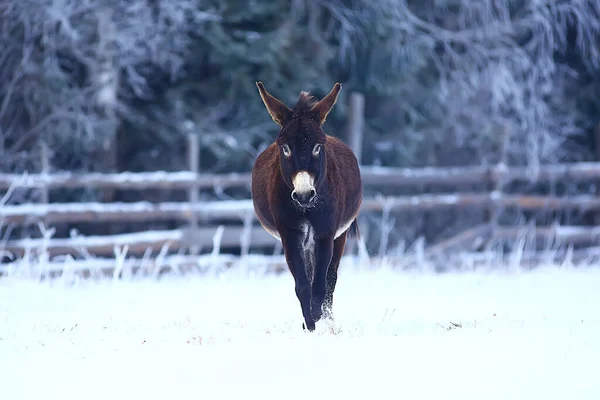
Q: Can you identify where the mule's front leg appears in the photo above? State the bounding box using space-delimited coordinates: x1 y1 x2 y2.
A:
281 234 315 331
311 236 334 322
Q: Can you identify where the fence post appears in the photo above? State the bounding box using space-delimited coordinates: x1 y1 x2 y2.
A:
347 92 365 165
485 125 510 249
39 141 51 238
595 123 600 227
40 141 50 204
23 141 51 241
187 133 200 255
345 92 365 256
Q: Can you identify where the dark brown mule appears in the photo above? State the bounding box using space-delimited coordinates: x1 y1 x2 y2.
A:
251 81 363 331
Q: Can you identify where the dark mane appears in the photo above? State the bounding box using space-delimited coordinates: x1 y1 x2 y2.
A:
278 91 323 142
292 91 317 114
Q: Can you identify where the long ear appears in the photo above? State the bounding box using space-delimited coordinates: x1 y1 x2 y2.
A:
256 81 291 125
311 83 341 125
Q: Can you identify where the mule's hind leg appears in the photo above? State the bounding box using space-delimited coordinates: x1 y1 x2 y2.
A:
323 231 348 320
310 236 335 323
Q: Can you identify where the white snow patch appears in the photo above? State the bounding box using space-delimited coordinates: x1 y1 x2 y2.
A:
1 266 599 399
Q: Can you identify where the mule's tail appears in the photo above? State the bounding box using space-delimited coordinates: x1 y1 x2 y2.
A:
347 219 360 240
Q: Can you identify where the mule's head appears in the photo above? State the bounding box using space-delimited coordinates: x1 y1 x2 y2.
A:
256 81 341 209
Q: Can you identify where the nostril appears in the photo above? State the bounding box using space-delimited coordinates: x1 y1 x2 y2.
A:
291 191 298 201
309 189 316 200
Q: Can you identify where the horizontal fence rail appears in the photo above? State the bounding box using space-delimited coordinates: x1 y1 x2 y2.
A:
4 162 600 190
0 254 291 276
5 224 600 259
4 226 277 257
0 171 250 191
2 193 600 224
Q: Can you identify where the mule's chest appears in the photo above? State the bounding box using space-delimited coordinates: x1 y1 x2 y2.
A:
299 221 315 252
302 216 352 242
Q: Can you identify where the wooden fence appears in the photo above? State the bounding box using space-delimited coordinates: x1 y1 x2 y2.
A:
4 161 600 190
4 160 600 274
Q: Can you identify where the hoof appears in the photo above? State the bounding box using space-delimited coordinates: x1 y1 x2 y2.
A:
302 321 316 332
310 301 323 322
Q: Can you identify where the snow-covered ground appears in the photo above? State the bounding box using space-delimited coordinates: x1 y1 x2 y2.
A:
1 263 599 400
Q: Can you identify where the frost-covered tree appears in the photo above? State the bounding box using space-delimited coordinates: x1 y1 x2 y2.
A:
1 0 117 172
0 0 223 174
316 0 600 170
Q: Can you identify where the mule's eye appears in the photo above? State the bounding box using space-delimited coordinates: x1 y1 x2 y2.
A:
312 144 322 156
281 144 291 157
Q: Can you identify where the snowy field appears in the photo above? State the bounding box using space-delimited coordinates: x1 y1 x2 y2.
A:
1 263 600 400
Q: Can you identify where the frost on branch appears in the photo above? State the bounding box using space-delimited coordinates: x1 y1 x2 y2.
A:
322 0 600 169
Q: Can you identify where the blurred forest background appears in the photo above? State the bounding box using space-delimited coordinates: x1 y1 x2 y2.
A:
2 0 600 255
